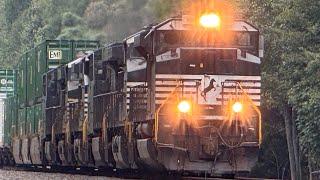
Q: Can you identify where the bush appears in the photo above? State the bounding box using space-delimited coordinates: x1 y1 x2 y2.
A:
62 12 82 27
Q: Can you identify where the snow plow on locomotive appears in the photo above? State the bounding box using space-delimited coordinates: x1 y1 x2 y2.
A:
2 13 263 176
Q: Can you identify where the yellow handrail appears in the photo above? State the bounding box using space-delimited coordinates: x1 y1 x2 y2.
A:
154 82 181 142
236 82 262 146
82 116 88 144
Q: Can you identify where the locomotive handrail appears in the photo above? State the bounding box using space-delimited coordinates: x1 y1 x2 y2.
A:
45 105 62 110
93 91 123 98
82 116 88 144
155 81 181 142
143 17 181 40
235 82 262 145
156 142 188 152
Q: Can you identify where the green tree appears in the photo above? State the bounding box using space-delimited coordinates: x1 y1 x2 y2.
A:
239 0 320 179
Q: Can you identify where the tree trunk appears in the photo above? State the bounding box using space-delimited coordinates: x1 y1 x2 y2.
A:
291 107 302 180
283 106 296 180
308 156 313 180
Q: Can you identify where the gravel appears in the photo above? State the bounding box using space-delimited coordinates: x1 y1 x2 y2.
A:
0 169 123 180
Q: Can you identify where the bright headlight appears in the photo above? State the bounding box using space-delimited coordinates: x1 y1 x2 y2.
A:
199 13 221 28
232 102 243 113
178 100 191 113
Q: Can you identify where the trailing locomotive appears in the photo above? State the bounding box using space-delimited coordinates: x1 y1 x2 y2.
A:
2 13 263 176
4 40 100 165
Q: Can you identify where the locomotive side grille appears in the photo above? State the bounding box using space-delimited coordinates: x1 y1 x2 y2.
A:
127 85 148 122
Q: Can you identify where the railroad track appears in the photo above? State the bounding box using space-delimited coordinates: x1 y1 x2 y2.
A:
181 176 280 180
1 165 141 179
1 165 279 180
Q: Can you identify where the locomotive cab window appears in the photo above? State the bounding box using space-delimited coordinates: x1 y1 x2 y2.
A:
157 31 198 54
235 32 251 46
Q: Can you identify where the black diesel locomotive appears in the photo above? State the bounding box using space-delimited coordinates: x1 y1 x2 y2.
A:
7 14 263 176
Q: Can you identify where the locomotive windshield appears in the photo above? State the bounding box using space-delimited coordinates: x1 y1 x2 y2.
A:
155 49 237 75
156 30 257 55
153 29 260 76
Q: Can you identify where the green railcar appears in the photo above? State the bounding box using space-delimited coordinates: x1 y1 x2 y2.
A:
18 108 27 137
4 98 12 146
24 105 42 136
4 96 17 146
26 106 35 135
12 97 18 139
17 56 27 108
30 40 74 105
26 50 36 106
2 69 17 146
21 40 100 106
12 40 100 139
21 40 99 137
73 40 100 58
34 104 42 135
0 69 15 99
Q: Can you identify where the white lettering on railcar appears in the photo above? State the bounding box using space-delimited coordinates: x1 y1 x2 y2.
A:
0 79 6 85
48 50 62 60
